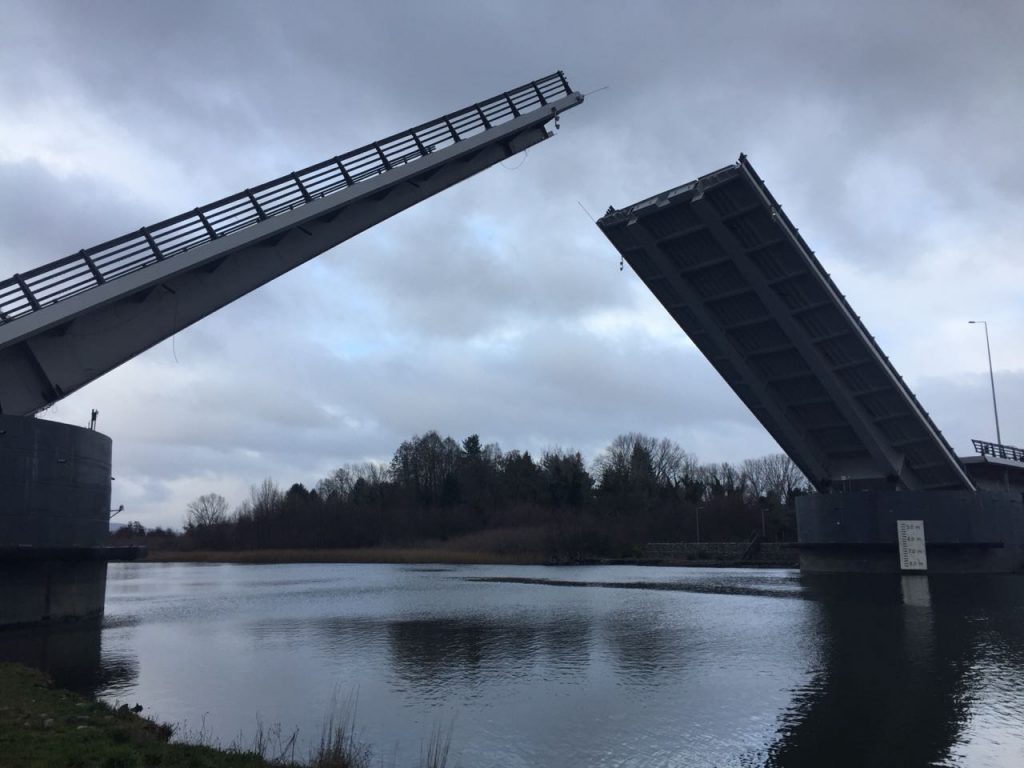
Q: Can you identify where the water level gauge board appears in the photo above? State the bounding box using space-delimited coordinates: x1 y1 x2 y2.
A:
897 520 928 571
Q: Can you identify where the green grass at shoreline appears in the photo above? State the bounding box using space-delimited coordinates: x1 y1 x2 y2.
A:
0 663 454 768
0 662 278 767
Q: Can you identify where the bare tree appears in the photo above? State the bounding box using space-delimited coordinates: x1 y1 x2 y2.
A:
593 433 693 489
389 431 462 505
249 478 283 520
698 461 745 497
316 466 354 500
185 493 229 529
350 461 389 486
741 454 807 504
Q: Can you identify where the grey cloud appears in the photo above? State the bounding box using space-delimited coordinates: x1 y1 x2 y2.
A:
0 160 156 273
914 371 1024 456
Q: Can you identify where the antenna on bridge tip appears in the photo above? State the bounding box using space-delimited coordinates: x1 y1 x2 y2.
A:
577 201 621 271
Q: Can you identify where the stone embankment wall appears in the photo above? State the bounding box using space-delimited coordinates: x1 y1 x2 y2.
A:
644 541 798 564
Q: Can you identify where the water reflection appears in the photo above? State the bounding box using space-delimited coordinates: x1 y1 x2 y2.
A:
0 618 137 695
3 565 1023 767
605 605 688 682
385 614 593 698
767 575 1024 767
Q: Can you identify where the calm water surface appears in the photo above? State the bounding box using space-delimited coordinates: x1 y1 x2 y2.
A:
3 564 1024 767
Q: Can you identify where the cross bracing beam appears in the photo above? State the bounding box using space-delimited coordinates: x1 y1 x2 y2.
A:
597 155 974 493
0 72 583 416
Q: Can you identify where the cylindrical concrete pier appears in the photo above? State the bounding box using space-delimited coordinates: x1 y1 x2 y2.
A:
0 415 133 626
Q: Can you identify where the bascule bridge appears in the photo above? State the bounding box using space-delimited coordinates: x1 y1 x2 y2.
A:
598 156 1024 572
0 73 584 624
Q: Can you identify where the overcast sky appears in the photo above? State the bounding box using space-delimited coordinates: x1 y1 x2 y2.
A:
3 0 1022 528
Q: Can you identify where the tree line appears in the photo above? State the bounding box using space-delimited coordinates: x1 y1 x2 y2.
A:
117 431 809 559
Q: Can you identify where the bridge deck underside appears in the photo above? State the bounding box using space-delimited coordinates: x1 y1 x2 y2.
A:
598 158 973 493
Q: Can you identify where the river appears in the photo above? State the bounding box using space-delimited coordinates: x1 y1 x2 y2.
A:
2 563 1023 767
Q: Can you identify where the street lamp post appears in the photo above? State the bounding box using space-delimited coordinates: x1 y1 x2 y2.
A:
968 320 1002 446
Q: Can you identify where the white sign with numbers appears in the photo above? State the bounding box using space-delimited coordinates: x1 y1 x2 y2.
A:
897 520 927 571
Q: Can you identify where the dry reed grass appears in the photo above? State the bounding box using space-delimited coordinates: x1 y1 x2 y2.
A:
145 545 543 565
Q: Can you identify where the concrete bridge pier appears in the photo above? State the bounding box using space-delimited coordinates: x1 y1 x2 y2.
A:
0 415 140 626
796 490 1024 573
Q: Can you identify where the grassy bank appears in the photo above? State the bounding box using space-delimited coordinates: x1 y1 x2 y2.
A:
146 526 551 565
0 662 278 767
0 663 452 768
143 549 795 567
140 527 796 567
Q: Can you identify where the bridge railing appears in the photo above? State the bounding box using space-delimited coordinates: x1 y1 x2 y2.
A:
0 71 573 325
972 439 1024 463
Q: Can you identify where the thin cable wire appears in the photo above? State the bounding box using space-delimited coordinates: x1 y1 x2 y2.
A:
500 147 528 170
171 291 179 364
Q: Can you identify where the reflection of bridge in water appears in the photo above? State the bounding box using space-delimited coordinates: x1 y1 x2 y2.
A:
767 575 1024 766
598 157 1024 572
0 618 137 695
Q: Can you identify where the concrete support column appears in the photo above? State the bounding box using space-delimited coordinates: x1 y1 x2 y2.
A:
0 415 113 625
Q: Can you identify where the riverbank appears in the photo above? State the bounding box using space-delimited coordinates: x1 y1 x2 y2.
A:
0 662 279 767
0 662 451 768
144 547 797 567
145 546 541 565
143 530 799 566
